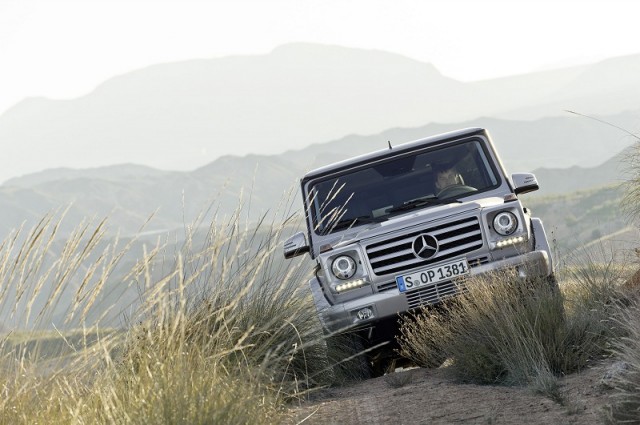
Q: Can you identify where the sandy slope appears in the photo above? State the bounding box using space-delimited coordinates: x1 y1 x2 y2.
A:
290 360 616 424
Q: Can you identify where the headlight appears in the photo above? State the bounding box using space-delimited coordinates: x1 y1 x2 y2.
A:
493 211 518 236
331 255 357 280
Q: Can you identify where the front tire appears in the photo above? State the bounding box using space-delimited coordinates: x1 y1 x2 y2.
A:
325 331 372 384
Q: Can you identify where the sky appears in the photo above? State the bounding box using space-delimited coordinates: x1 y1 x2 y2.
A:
2 0 640 118
1 0 640 184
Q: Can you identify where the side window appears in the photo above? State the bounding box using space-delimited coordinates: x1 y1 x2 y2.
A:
456 154 481 188
456 141 497 188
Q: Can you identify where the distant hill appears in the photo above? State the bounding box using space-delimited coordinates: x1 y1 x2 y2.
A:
0 124 635 330
0 174 629 331
2 43 640 183
524 184 630 256
281 111 640 172
533 148 629 196
3 164 172 188
0 113 635 239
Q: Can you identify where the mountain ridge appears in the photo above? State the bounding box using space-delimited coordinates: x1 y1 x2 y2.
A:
1 112 635 239
2 43 640 183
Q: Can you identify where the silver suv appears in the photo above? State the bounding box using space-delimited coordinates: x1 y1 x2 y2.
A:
284 128 554 375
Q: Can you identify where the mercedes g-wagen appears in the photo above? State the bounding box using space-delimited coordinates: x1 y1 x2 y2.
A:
284 128 554 376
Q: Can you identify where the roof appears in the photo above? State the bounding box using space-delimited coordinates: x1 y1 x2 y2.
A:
302 127 488 183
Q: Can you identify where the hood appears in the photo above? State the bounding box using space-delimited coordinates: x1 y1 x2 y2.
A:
324 196 506 251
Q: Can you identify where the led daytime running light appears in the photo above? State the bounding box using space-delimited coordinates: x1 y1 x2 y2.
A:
496 235 526 248
335 279 366 292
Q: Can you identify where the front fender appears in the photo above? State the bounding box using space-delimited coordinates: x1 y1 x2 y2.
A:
308 276 331 326
531 217 554 275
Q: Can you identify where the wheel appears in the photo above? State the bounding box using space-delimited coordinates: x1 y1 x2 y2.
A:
546 273 566 317
525 274 565 322
325 331 372 383
367 345 397 377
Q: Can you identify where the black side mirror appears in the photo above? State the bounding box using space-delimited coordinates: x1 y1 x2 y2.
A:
283 232 310 259
512 173 539 195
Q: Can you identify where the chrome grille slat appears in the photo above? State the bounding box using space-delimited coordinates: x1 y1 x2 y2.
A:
437 240 484 257
371 239 484 274
438 229 482 245
367 238 414 254
366 221 479 254
406 281 462 309
366 216 484 276
430 221 479 236
374 257 428 274
369 248 414 263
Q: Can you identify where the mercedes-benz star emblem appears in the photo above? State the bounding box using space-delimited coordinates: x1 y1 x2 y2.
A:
412 234 439 259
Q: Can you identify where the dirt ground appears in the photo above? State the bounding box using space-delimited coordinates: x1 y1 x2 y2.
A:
289 360 618 425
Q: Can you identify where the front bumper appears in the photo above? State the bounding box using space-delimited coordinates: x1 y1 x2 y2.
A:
310 249 552 333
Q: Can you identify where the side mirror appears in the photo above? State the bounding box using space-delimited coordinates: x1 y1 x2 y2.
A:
283 232 310 259
512 173 539 195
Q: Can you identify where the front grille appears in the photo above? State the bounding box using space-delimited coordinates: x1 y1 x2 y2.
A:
366 216 484 276
406 280 464 309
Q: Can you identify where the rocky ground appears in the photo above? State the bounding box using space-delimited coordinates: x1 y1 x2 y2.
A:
289 359 619 424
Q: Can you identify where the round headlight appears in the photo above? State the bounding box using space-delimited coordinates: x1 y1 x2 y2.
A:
493 211 518 236
331 255 357 280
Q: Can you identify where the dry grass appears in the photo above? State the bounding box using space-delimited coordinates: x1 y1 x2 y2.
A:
604 305 640 424
399 272 565 387
399 253 629 400
0 206 328 424
3 200 640 422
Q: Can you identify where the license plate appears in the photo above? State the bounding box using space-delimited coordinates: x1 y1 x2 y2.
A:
396 258 470 293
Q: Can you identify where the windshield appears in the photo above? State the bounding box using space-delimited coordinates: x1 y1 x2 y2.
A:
307 140 499 235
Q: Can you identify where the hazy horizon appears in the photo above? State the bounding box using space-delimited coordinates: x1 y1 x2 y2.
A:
2 42 640 184
2 0 640 182
3 0 640 115
0 42 628 119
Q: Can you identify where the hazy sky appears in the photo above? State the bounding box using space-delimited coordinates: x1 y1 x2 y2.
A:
1 0 640 117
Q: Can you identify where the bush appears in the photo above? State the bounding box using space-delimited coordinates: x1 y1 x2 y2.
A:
400 272 565 387
605 305 640 424
561 255 629 370
0 210 330 424
399 260 627 394
94 214 331 423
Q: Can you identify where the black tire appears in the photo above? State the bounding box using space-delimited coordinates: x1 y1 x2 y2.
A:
525 274 565 323
546 273 566 318
367 344 396 377
325 331 372 384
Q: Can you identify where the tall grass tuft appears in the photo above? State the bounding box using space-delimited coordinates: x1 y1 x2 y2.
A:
399 253 628 395
560 250 630 369
0 205 329 424
399 272 565 388
605 305 640 424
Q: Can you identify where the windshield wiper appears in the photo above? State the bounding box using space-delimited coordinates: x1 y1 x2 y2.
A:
325 215 386 233
387 195 458 214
